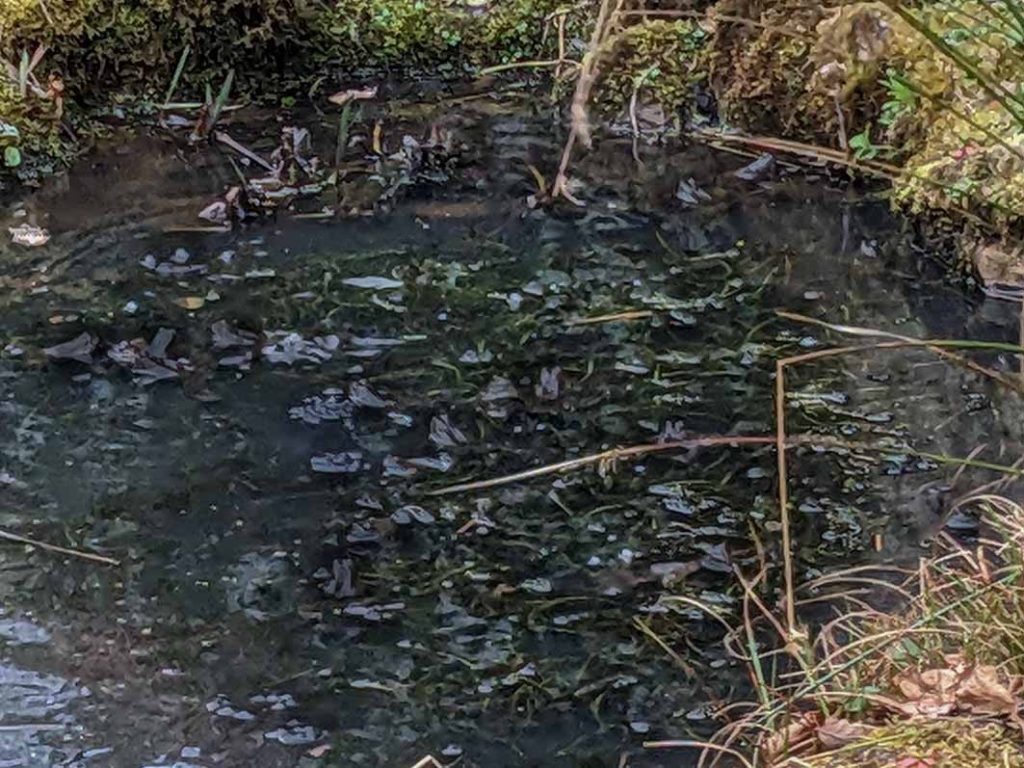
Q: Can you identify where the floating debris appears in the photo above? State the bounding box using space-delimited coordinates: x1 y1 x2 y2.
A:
262 332 339 365
735 152 776 181
349 380 389 408
342 276 404 290
140 249 208 277
265 724 318 745
391 505 435 525
44 332 97 363
108 328 189 384
481 376 519 402
429 415 467 448
310 451 364 474
8 224 49 247
290 391 352 425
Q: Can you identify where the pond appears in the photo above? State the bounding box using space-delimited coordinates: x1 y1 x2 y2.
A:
0 96 1021 768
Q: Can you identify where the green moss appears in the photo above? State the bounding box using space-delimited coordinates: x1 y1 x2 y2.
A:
311 0 576 69
597 20 708 116
479 0 579 65
0 0 582 182
312 0 463 67
1 0 300 91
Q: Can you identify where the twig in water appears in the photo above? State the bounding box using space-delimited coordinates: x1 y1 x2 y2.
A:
777 310 1024 392
566 309 653 325
767 310 1024 655
551 0 625 204
214 131 275 172
428 435 795 496
0 528 119 565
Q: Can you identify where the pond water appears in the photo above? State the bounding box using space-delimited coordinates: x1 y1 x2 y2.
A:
0 98 1021 768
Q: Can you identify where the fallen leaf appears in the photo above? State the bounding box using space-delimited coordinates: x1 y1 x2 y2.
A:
816 717 872 749
307 744 331 758
9 224 49 247
762 712 819 763
892 667 958 716
341 276 403 290
44 332 97 363
956 664 1018 716
891 661 1021 718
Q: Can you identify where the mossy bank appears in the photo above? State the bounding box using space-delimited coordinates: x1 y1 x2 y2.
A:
3 0 1024 264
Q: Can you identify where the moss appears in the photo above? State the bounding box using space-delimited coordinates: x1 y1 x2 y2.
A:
704 0 1024 236
478 0 580 65
311 0 465 68
310 0 576 69
597 20 708 117
0 0 580 182
1 0 301 91
708 0 833 137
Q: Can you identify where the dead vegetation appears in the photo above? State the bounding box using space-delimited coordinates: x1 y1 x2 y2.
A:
715 494 1024 768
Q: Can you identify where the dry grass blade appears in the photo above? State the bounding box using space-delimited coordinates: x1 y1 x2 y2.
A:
566 309 653 325
0 528 119 566
644 740 756 768
777 310 1024 392
426 434 806 496
215 131 275 172
633 616 697 677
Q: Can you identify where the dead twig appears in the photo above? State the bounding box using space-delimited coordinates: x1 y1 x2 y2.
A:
0 528 119 566
214 130 275 172
566 309 653 325
551 0 625 204
428 435 806 496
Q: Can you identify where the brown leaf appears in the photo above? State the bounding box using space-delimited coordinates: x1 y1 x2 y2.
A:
762 713 820 763
956 665 1019 716
892 668 958 716
892 662 1022 719
816 717 873 750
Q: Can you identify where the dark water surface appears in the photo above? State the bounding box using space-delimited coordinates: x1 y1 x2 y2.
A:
0 102 1021 768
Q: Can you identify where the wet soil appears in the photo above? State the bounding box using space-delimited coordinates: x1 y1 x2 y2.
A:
0 98 1021 768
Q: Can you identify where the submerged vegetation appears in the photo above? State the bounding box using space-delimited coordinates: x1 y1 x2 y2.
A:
2 1 1024 767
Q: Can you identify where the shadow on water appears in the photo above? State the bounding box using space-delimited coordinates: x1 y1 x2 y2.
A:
0 100 1021 767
